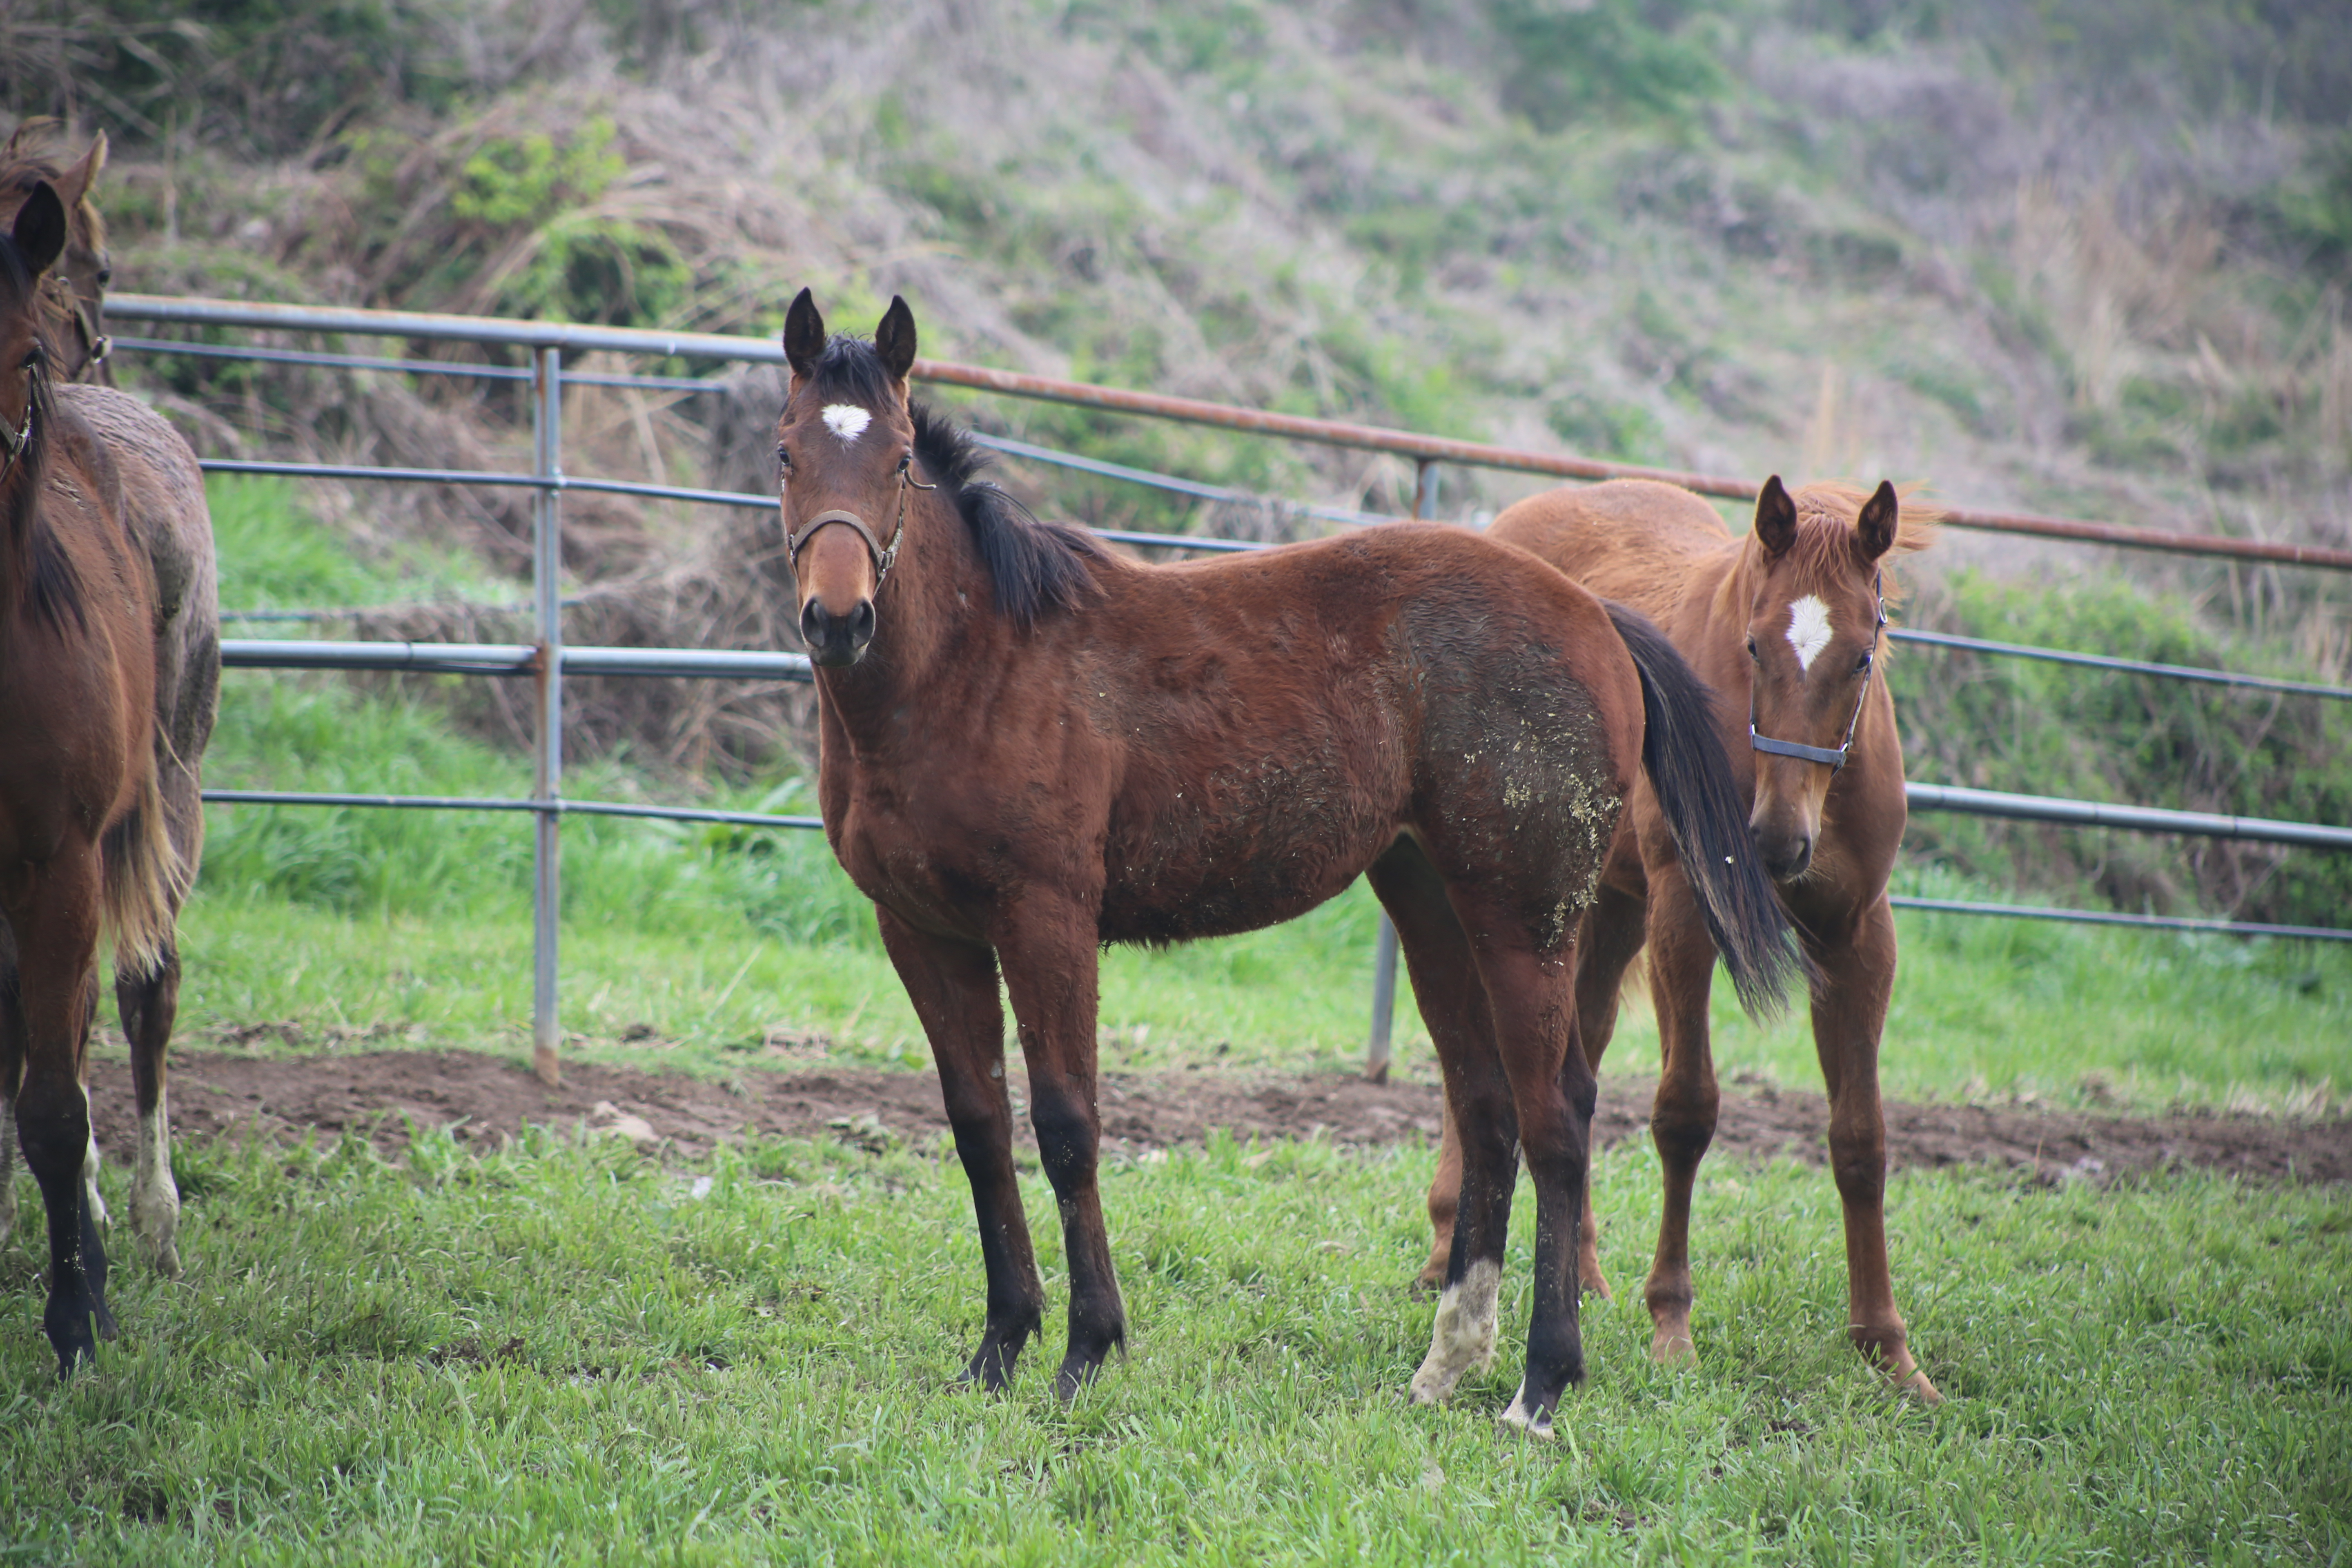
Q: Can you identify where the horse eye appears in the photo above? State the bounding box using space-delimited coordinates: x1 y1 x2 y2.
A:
1855 651 1874 675
1745 637 1759 661
896 450 913 473
95 266 114 287
775 443 792 471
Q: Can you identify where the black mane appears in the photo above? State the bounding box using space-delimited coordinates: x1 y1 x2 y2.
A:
0 227 76 632
794 333 1099 626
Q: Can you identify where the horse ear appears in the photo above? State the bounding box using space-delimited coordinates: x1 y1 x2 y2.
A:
782 288 825 380
55 131 107 209
1753 474 1797 560
11 182 67 277
1855 480 1900 561
874 295 917 383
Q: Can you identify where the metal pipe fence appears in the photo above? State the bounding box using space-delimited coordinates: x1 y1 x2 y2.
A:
109 294 2352 1085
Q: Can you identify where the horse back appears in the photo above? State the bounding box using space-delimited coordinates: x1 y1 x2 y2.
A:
1488 479 1736 624
55 386 219 810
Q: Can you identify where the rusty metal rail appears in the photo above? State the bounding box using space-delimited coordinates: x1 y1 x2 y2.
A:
109 293 2352 572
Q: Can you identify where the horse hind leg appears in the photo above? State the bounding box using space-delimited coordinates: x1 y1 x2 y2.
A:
114 942 183 1278
1367 841 1511 1407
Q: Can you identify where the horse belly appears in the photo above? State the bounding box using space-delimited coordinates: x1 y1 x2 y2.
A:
1096 752 1395 945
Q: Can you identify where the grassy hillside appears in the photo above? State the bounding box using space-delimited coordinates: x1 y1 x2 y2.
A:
7 0 2350 926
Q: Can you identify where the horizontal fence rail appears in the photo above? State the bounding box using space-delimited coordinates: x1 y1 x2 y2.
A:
1886 896 2352 944
110 294 2352 572
1889 628 2352 701
114 291 2352 1084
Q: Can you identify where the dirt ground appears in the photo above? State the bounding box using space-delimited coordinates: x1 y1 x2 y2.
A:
84 1049 2352 1187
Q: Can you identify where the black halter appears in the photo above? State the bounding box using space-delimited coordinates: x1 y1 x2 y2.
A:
783 452 933 590
1748 570 1886 773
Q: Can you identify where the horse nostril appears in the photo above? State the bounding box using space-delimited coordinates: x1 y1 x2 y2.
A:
849 599 875 644
799 599 829 646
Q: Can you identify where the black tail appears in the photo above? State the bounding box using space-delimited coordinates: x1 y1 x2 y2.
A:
1605 601 1800 1019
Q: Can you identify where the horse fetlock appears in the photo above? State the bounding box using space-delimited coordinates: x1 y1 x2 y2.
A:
1410 1258 1501 1404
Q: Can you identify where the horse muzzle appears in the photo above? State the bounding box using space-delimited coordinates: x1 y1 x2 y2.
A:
802 595 876 667
1750 815 1815 881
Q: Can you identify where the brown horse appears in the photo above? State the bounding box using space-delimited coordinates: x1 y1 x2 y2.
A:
0 124 113 384
0 184 218 1373
771 291 1796 1433
1420 476 1940 1401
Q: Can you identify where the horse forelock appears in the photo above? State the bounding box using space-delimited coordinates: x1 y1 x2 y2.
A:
1755 481 1938 610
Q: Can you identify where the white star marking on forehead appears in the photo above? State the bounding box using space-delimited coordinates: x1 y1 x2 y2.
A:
1785 594 1834 672
822 404 872 443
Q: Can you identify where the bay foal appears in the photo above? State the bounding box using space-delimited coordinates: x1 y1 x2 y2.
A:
773 292 1794 1432
0 185 217 1371
1423 477 1940 1400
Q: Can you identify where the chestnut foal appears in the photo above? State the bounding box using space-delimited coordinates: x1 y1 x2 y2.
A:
1422 477 1940 1401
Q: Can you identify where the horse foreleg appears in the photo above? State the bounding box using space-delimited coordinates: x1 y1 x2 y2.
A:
115 943 182 1278
1810 896 1939 1402
878 910 1043 1391
1641 873 1722 1368
7 859 115 1374
994 904 1124 1401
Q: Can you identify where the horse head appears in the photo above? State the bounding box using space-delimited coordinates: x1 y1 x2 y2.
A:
0 182 67 481
0 126 111 383
775 288 924 667
1740 476 1906 881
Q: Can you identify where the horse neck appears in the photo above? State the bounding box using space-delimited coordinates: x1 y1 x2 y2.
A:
0 389 49 639
811 484 1000 742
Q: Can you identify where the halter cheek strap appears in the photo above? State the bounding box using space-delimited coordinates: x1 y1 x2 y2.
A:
1749 570 1887 773
0 385 32 485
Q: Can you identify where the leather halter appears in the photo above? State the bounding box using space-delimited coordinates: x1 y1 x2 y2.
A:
40 273 107 372
1748 569 1886 773
0 361 34 485
783 453 932 590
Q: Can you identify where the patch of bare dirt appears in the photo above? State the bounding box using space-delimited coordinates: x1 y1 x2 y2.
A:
83 1050 2352 1187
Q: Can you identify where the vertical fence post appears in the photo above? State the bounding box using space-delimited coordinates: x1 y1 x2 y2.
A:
532 346 564 1087
1365 459 1443 1083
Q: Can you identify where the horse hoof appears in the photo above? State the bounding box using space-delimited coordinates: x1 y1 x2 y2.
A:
1498 1388 1556 1440
1647 1330 1697 1367
152 1241 183 1281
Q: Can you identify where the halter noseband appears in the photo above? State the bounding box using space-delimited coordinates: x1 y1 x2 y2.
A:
1748 569 1886 773
783 453 933 590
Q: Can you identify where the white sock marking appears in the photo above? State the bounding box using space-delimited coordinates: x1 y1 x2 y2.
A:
1411 1257 1502 1404
1499 1383 1557 1439
1786 594 1833 672
81 1091 109 1230
131 1093 182 1277
822 404 872 443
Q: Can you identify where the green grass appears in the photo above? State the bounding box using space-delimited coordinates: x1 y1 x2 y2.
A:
0 1130 2345 1562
